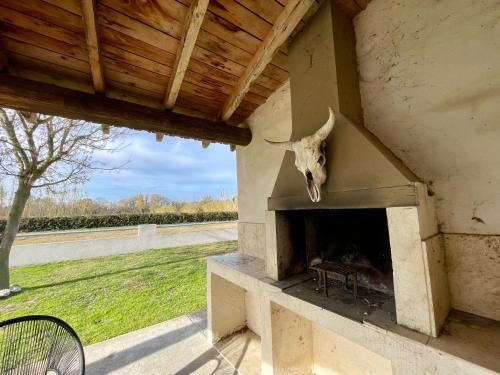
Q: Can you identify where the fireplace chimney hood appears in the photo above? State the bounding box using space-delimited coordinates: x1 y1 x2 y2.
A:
268 1 419 211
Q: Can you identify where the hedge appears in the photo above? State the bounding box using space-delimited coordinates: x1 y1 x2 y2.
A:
0 212 238 233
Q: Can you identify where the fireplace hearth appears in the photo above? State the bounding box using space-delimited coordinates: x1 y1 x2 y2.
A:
269 208 394 296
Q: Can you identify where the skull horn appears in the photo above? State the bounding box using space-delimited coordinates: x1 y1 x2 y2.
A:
265 139 294 151
315 107 336 141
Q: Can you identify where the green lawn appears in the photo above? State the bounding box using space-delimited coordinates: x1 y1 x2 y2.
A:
0 241 236 346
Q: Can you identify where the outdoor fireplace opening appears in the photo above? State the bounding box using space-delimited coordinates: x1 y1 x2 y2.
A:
279 208 394 295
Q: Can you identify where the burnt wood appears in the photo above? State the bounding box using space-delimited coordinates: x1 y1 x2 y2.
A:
0 74 252 145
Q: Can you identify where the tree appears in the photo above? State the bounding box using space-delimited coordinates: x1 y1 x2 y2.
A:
133 194 148 213
0 109 126 294
149 193 169 210
0 182 5 213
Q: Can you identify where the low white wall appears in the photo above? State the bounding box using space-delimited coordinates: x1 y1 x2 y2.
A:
10 224 237 266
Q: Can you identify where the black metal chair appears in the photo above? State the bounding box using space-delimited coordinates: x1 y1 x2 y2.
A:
0 315 85 375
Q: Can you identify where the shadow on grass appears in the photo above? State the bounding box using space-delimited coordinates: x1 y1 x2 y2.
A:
20 250 232 293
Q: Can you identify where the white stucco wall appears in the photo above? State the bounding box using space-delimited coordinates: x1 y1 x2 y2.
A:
238 0 500 236
353 0 500 320
237 82 292 224
354 0 500 235
237 82 292 258
236 0 499 319
312 323 393 375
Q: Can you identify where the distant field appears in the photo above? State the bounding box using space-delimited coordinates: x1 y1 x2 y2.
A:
1 240 237 346
14 221 237 245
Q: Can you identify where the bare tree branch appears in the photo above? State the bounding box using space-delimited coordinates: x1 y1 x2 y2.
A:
0 108 128 190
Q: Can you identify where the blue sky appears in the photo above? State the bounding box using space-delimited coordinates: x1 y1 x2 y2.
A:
86 130 237 201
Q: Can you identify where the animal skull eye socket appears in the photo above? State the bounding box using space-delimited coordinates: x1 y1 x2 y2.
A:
306 171 313 181
317 155 325 165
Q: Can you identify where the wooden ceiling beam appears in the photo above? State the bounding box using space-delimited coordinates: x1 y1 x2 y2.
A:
0 74 252 146
0 39 9 72
164 0 209 109
81 0 105 93
220 0 315 121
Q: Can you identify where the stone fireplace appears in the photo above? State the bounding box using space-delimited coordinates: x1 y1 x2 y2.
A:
265 183 449 337
207 1 499 374
262 0 450 337
265 208 394 294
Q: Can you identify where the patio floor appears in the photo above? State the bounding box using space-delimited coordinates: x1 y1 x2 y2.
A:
84 310 237 375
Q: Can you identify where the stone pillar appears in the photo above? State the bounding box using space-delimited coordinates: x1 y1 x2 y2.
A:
387 183 450 336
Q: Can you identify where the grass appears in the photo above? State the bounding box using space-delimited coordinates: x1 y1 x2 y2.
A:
14 221 237 245
0 240 237 346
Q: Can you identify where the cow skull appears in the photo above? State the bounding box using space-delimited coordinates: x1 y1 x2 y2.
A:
266 107 335 202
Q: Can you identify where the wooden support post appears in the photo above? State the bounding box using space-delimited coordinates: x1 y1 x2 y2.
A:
202 140 210 149
101 124 110 134
156 132 165 142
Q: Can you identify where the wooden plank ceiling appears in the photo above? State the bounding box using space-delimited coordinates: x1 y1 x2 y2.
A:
0 0 369 144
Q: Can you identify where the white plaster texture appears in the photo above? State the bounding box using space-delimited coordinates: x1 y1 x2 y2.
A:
245 290 262 336
265 210 279 281
312 322 393 375
207 273 246 344
355 0 500 235
415 182 439 239
238 222 266 260
422 235 450 333
387 206 449 336
271 303 313 375
281 0 414 201
237 82 292 224
443 233 500 321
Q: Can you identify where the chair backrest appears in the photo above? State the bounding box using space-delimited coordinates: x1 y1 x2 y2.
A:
0 315 85 375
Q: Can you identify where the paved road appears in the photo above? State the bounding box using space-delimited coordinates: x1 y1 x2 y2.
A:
146 227 237 248
10 226 238 266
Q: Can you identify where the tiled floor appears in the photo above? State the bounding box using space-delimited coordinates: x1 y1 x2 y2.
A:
84 310 236 375
215 329 261 375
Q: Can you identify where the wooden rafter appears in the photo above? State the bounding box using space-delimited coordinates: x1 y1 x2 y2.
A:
164 0 209 109
156 132 165 142
220 0 315 121
81 0 105 93
0 39 9 72
0 75 252 145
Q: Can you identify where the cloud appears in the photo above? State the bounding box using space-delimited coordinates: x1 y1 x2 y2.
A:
85 131 237 201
